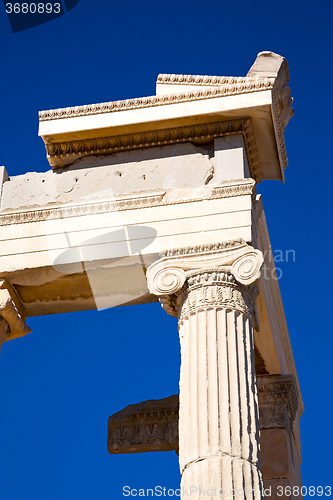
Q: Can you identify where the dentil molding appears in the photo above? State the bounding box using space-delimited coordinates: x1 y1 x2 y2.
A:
39 78 274 121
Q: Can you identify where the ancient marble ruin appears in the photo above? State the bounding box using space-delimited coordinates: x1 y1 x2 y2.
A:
0 51 302 499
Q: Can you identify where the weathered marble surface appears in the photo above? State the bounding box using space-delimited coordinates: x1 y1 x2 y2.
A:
108 395 179 455
1 143 214 210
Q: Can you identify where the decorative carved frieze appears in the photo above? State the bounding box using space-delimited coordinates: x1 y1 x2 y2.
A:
257 375 298 432
161 236 254 259
177 269 259 325
0 178 255 227
43 118 262 180
212 179 257 199
39 79 274 122
0 190 165 226
156 73 288 172
107 395 179 455
159 271 259 323
157 74 267 86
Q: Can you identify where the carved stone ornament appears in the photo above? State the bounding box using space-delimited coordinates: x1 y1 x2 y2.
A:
107 395 179 455
39 79 274 122
257 374 298 432
146 239 263 297
0 180 256 228
106 381 299 458
43 118 263 181
0 279 31 341
177 269 259 325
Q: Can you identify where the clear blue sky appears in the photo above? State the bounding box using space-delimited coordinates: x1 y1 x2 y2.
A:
0 1 332 499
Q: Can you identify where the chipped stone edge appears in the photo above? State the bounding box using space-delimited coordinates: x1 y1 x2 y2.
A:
45 118 262 182
0 179 255 227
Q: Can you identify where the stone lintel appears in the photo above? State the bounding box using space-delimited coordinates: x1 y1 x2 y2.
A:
107 395 179 455
0 182 255 317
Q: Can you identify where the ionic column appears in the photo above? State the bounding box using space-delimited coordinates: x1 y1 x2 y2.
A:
147 240 264 500
178 270 262 498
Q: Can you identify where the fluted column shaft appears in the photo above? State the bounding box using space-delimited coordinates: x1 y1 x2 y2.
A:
177 269 264 500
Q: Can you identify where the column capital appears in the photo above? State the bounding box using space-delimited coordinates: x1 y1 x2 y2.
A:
146 239 263 297
177 269 259 325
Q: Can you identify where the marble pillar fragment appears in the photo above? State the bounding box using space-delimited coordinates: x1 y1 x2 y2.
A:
177 270 263 499
147 241 264 500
